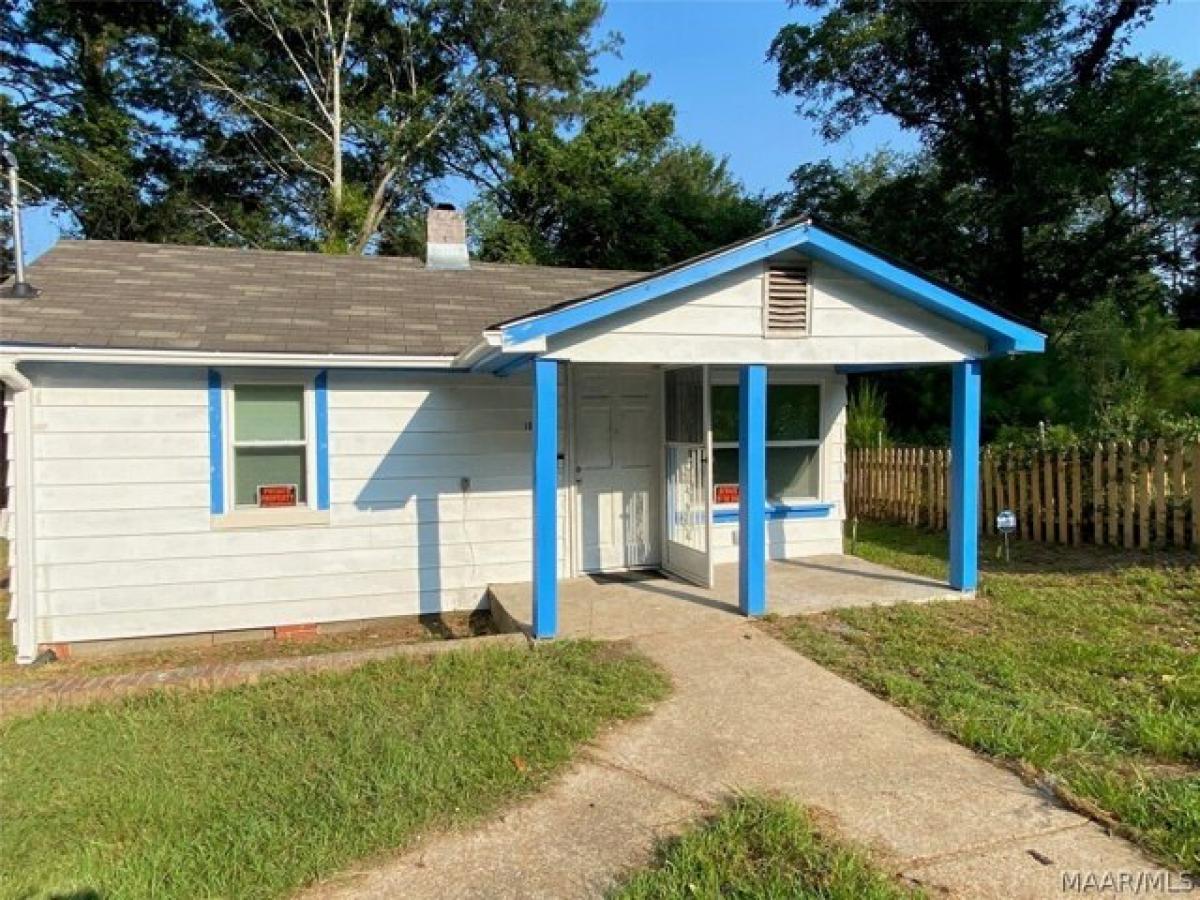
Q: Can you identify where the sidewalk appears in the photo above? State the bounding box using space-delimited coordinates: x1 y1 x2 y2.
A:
300 616 1170 899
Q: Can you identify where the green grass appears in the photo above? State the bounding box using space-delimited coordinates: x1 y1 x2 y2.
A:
610 795 923 899
0 641 668 900
766 523 1199 873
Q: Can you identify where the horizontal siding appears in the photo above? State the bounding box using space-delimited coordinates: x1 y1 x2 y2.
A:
547 258 988 364
25 360 848 645
711 518 844 565
27 363 561 644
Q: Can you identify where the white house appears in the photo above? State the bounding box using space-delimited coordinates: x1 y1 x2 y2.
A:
0 210 1044 662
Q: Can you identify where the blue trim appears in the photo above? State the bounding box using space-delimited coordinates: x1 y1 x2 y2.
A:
503 222 810 347
500 223 1044 357
531 358 558 638
738 365 767 617
949 360 982 590
315 370 330 511
207 369 224 515
802 229 1043 354
713 502 833 524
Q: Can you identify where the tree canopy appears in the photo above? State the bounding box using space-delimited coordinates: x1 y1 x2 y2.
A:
1 0 768 263
772 0 1200 440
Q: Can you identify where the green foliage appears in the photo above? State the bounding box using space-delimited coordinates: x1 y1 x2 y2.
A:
612 795 923 899
1 0 225 243
769 522 1200 872
846 380 890 449
3 0 770 262
773 1 1200 438
990 423 1081 453
0 641 668 899
471 75 773 270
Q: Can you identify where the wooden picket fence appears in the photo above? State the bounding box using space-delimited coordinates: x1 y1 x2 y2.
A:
847 440 1200 549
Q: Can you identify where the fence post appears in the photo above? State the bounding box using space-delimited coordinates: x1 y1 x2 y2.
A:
1107 441 1119 546
1171 441 1185 547
1154 438 1167 548
1070 449 1082 546
1091 443 1103 545
1123 441 1136 549
1138 439 1151 550
1031 450 1043 543
1056 451 1068 544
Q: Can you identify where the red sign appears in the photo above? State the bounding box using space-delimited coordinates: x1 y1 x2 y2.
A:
714 483 740 504
258 484 298 508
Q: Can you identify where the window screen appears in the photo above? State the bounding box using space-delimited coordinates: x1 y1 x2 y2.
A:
232 384 307 507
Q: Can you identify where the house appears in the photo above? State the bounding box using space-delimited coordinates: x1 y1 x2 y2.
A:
0 209 1044 663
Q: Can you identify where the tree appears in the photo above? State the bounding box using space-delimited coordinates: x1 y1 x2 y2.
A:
0 0 216 242
770 0 1171 323
773 0 1200 438
192 0 487 253
448 0 772 271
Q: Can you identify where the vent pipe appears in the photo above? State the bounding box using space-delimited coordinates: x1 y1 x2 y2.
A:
1 144 38 299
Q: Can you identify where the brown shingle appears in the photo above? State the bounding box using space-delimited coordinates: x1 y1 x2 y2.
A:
0 241 640 357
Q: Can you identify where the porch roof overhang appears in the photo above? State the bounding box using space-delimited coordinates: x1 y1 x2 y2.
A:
458 218 1044 372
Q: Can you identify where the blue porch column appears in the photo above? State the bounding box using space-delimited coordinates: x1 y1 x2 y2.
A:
949 360 982 591
738 364 767 616
531 358 559 638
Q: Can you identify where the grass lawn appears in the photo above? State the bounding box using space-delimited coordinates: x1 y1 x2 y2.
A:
0 641 668 900
763 523 1199 873
610 795 923 899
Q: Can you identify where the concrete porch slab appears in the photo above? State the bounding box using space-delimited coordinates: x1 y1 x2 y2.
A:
489 554 961 640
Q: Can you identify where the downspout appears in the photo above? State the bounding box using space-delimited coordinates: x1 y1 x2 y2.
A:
0 361 37 663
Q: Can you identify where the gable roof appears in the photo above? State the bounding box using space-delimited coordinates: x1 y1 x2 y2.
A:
495 218 1044 356
2 221 1044 363
1 240 638 357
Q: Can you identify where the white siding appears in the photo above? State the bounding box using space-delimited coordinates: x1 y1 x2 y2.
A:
27 363 559 644
545 257 987 364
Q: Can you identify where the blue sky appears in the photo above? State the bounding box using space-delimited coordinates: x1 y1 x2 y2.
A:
22 0 1200 260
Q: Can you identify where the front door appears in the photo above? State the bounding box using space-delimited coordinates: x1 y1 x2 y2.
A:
572 365 660 572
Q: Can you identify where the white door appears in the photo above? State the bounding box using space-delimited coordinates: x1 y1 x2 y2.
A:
573 366 661 572
662 366 713 586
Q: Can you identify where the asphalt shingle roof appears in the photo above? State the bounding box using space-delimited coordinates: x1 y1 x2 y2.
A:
0 241 640 356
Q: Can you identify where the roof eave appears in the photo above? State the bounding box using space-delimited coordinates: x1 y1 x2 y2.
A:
0 344 460 369
496 220 1046 358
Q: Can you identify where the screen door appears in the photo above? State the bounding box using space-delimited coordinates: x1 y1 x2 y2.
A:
662 366 712 586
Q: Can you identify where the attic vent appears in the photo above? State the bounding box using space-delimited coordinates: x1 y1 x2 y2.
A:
764 264 810 337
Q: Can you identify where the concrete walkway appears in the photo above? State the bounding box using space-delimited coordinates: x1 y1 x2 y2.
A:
303 574 1173 899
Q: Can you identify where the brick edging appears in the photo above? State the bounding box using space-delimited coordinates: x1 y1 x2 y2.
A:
0 632 529 721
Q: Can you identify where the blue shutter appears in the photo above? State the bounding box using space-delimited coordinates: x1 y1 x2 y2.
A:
207 369 225 515
315 370 330 511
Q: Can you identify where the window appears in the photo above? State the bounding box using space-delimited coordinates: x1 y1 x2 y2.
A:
711 382 821 503
232 383 308 507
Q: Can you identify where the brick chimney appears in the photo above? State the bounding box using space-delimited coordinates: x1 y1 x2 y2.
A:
426 204 469 270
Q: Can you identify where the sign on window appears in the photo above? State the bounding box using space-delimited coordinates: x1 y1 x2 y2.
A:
714 484 740 504
258 484 298 508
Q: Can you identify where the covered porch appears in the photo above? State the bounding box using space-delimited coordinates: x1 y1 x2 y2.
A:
525 357 983 639
489 553 959 640
458 219 1045 638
